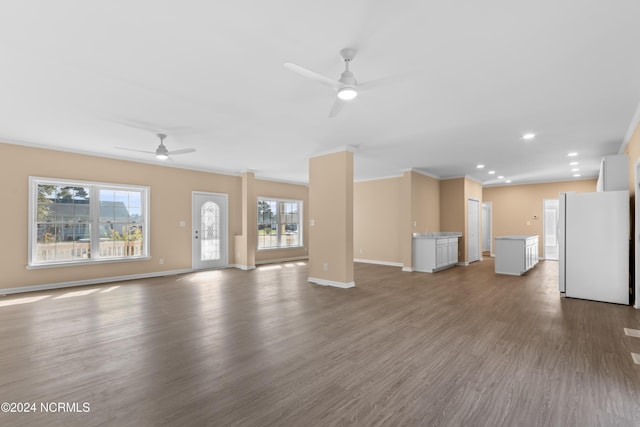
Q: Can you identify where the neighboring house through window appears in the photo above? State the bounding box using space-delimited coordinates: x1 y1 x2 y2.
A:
28 177 150 267
257 198 303 249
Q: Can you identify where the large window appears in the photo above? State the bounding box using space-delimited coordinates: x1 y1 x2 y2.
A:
29 177 149 268
257 198 303 249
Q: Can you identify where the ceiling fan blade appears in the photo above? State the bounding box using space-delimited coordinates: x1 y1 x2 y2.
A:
328 98 346 118
115 146 155 154
284 62 341 89
168 148 197 155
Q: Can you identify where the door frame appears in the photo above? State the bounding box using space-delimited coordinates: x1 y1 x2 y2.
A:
481 201 493 256
542 198 560 260
467 198 481 263
192 191 229 270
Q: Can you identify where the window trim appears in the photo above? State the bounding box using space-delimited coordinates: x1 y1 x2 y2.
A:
27 176 151 269
257 197 303 251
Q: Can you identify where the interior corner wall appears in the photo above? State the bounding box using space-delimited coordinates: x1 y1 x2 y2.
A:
353 177 403 265
411 172 441 234
439 178 465 260
482 179 597 257
625 121 640 197
308 151 354 285
464 178 483 262
0 142 243 291
624 120 640 308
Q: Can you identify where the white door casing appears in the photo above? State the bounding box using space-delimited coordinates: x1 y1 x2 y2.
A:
543 198 560 260
481 202 492 253
467 198 480 263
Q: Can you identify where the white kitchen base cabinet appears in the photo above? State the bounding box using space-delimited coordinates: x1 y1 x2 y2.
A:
413 232 462 273
495 235 539 276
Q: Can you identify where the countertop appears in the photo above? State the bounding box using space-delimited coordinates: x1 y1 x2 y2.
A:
495 234 538 240
413 232 463 239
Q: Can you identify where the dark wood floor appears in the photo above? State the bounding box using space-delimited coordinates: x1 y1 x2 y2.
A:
1 259 640 426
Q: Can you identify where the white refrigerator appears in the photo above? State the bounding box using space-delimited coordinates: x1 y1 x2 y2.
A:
558 191 629 304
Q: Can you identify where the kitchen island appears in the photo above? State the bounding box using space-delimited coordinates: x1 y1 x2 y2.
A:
494 235 539 275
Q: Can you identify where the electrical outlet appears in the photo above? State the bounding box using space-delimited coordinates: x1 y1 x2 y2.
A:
159 258 164 265
323 263 328 271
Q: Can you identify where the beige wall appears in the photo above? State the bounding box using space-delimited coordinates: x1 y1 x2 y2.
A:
625 121 640 197
440 178 465 260
353 171 440 268
353 177 403 264
308 151 354 285
464 178 483 262
483 179 596 257
412 172 441 233
437 177 482 263
1 142 308 291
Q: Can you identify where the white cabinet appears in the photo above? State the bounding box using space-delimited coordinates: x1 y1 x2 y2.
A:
494 235 539 276
413 233 461 273
448 238 459 265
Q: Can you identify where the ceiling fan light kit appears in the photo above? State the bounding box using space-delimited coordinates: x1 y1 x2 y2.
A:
284 47 363 117
155 134 169 160
337 87 357 100
115 133 196 160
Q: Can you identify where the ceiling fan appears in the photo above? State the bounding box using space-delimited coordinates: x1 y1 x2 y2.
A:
284 48 365 118
116 134 196 160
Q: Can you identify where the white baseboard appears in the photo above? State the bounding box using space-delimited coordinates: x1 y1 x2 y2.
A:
457 262 470 267
308 277 355 289
402 267 413 272
0 269 192 296
354 258 403 268
230 264 256 271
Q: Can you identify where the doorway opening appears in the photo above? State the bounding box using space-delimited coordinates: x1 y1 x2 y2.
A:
543 198 559 260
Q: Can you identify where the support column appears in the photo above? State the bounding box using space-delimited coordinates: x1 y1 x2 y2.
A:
308 150 355 288
234 171 256 270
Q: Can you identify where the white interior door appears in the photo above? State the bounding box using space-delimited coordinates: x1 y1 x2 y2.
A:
467 198 480 263
193 192 228 270
543 198 559 260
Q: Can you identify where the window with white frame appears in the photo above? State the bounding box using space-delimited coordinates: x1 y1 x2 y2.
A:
29 177 149 267
257 198 303 249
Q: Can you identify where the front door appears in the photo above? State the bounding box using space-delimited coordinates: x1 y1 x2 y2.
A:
192 192 228 270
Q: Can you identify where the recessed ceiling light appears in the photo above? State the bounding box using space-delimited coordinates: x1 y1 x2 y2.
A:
498 175 504 179
570 161 579 166
522 133 535 140
573 173 581 177
505 180 512 183
488 170 496 175
477 164 485 169
571 168 580 172
568 152 578 157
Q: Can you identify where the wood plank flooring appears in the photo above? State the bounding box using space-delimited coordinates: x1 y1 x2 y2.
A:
1 259 640 426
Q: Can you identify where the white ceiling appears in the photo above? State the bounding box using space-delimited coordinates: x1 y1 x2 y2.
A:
1 1 640 185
